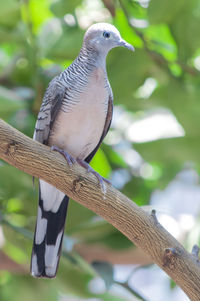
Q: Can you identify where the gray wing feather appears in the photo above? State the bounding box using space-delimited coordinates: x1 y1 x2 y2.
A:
33 76 65 145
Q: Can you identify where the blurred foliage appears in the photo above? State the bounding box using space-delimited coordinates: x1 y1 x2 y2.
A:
0 0 200 300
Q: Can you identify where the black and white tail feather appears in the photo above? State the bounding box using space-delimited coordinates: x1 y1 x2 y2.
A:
31 180 69 278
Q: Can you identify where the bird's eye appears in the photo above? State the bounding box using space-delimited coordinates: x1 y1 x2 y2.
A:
103 31 110 38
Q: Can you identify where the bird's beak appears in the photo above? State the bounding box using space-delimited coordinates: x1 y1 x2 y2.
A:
118 39 135 52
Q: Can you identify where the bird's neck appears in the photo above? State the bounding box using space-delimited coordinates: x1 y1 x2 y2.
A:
78 45 107 72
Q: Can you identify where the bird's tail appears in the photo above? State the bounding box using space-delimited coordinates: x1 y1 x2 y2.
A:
31 180 69 278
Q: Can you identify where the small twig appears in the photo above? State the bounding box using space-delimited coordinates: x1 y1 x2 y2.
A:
191 245 200 263
114 280 148 301
150 209 159 224
125 266 138 283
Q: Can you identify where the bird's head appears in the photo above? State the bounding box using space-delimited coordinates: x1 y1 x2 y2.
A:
83 23 134 55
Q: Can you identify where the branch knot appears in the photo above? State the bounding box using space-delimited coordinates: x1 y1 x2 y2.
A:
163 247 183 269
72 177 85 193
5 140 18 156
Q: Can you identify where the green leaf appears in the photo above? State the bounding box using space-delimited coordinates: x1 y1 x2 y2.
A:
103 144 129 168
50 0 82 17
145 24 177 61
0 0 20 28
148 0 187 24
28 0 53 33
0 26 23 43
90 148 111 178
114 9 143 48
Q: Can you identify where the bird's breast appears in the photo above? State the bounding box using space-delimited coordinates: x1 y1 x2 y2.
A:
49 68 109 159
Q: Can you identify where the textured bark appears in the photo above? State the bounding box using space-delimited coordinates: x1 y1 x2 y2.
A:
0 118 200 300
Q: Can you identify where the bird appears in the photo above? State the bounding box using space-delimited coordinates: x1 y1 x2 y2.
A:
31 22 134 278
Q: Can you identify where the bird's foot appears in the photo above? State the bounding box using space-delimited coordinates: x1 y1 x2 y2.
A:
51 146 76 165
77 158 111 192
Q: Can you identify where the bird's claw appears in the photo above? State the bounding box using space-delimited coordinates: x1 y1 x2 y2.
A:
51 146 76 165
76 158 111 189
50 148 111 192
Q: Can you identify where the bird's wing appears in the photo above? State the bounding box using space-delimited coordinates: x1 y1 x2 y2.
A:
32 76 69 278
85 93 113 163
33 76 66 145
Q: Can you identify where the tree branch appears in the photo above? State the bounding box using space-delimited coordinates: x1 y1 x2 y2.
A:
0 118 200 300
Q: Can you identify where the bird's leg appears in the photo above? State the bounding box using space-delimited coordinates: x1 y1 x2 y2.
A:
51 145 76 165
51 146 111 192
76 158 111 188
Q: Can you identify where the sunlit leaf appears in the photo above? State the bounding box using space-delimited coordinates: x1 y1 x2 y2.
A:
90 148 111 178
145 24 177 61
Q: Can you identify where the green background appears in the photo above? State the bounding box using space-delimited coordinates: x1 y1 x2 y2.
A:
0 0 199 300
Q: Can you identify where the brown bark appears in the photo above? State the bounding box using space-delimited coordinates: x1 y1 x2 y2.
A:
0 118 200 300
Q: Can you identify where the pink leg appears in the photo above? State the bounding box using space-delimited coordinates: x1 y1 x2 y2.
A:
51 146 111 190
77 158 111 186
51 146 76 165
